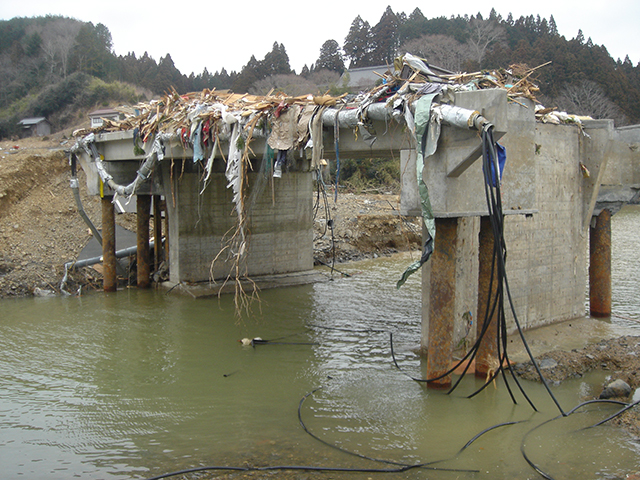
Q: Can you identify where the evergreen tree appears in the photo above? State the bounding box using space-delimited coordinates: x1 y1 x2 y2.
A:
262 42 291 77
71 22 115 79
315 39 345 73
154 54 184 93
233 55 263 93
398 8 427 45
549 15 558 35
369 6 400 65
343 15 372 68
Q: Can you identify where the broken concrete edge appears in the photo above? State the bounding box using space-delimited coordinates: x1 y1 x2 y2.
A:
159 269 328 298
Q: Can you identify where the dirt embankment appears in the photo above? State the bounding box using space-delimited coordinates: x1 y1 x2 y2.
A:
0 134 133 297
0 135 420 297
312 192 422 265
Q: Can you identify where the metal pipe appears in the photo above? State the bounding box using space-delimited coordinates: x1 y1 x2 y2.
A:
320 101 491 132
60 241 157 295
70 177 103 245
68 153 103 245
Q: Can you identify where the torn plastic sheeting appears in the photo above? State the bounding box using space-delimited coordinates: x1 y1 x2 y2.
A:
401 52 437 79
397 93 438 289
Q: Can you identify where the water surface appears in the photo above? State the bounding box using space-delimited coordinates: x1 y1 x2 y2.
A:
0 208 639 479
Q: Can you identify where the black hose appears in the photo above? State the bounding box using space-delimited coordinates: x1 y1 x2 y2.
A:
296 386 479 474
458 420 524 453
519 397 632 479
314 257 351 277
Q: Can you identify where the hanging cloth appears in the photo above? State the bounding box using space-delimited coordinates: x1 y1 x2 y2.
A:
397 94 439 288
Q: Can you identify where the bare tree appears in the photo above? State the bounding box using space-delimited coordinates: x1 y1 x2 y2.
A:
307 69 341 92
556 80 627 125
467 17 505 66
400 34 473 73
34 18 81 79
249 74 319 97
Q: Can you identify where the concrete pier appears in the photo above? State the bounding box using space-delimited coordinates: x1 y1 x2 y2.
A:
589 209 612 317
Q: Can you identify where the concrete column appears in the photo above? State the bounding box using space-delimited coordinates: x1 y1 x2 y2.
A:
153 195 162 271
589 209 612 317
101 196 117 292
426 217 458 389
476 216 499 376
137 194 151 289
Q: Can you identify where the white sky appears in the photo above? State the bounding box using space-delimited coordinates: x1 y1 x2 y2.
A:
1 1 638 76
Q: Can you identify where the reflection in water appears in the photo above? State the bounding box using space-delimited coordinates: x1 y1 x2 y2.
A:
0 207 638 479
612 205 640 323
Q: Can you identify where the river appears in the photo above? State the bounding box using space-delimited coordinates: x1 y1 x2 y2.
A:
0 207 639 479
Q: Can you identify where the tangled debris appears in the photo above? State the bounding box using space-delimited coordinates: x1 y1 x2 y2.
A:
72 57 580 144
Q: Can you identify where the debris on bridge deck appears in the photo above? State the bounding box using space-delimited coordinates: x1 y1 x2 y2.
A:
68 54 593 316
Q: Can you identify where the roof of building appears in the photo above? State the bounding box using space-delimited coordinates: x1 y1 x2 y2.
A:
88 108 120 117
18 117 49 126
342 65 391 89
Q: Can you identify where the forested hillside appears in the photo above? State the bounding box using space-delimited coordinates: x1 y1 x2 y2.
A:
1 9 639 138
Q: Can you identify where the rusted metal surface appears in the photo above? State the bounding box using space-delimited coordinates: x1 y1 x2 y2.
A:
153 195 162 271
475 216 499 377
590 209 612 317
426 217 458 389
137 195 151 289
101 196 117 292
163 198 170 264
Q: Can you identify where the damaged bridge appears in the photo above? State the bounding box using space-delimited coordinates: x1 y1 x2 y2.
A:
70 57 639 388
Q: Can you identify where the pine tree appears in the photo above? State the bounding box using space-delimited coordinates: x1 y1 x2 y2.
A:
549 15 558 36
369 6 400 66
343 15 372 68
398 8 427 45
315 39 345 73
262 42 291 77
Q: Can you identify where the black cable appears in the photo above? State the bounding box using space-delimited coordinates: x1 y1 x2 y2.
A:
585 398 640 428
314 258 352 277
519 398 632 479
312 169 339 276
458 420 524 453
308 324 387 334
297 386 479 474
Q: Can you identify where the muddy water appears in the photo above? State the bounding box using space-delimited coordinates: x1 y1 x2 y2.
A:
0 208 639 479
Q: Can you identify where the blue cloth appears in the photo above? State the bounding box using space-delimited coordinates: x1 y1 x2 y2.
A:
484 142 506 187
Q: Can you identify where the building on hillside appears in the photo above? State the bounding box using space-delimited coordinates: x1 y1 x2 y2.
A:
17 117 52 137
88 108 122 128
340 65 391 91
341 62 455 92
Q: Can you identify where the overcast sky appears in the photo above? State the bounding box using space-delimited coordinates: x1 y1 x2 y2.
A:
1 1 638 76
